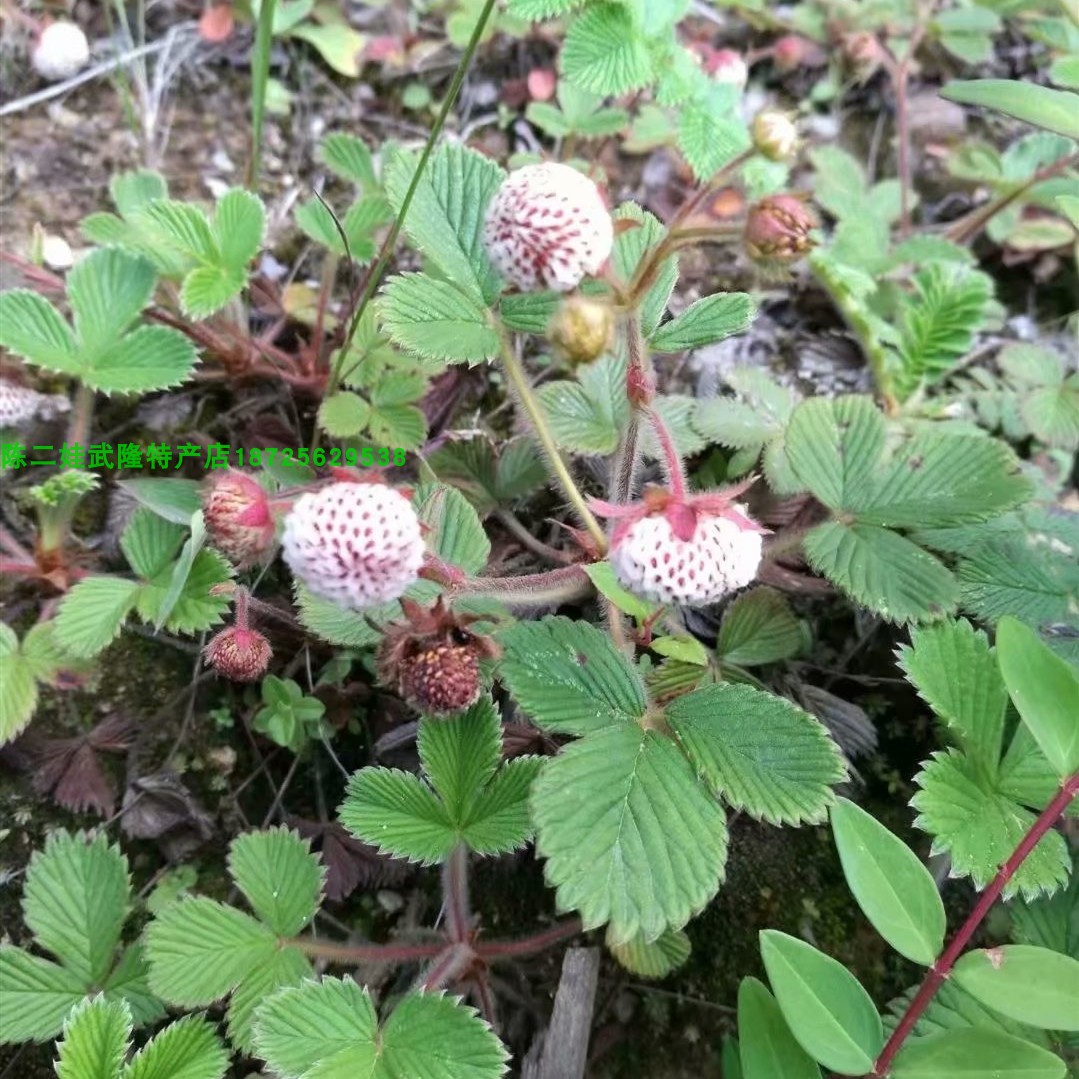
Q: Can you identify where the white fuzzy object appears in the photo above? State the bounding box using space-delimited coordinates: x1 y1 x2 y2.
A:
609 510 763 606
0 380 70 428
32 21 91 82
484 163 613 292
282 483 425 608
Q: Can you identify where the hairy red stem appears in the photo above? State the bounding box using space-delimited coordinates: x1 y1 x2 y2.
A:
868 772 1079 1077
288 937 444 963
477 918 584 960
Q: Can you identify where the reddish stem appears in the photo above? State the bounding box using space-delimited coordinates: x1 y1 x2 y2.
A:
646 407 687 500
868 772 1079 1077
287 937 444 963
477 917 584 960
443 843 472 944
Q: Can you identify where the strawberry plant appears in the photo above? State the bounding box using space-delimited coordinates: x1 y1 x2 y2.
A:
0 0 1077 1075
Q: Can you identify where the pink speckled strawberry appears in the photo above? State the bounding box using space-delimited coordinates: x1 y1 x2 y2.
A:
282 481 424 609
484 163 613 292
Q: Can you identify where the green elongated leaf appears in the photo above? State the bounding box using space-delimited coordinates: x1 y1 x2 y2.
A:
379 273 499 364
760 930 883 1075
911 749 1069 900
561 3 653 94
830 798 946 967
611 204 677 336
651 293 756 353
119 479 202 525
805 521 958 624
897 619 1009 770
123 1014 229 1079
941 79 1079 140
738 977 822 1079
213 188 265 268
145 898 277 1005
585 561 662 621
68 248 158 356
858 435 1029 529
666 684 845 826
890 1029 1066 1078
254 979 509 1079
383 143 504 304
0 290 77 368
319 132 377 187
532 723 729 944
0 625 37 745
86 324 198 394
23 831 130 986
608 927 691 978
716 587 807 667
498 616 647 736
0 947 86 1042
412 482 491 575
997 617 1079 777
55 996 131 1079
227 828 324 938
339 768 455 864
952 945 1079 1031
785 397 885 511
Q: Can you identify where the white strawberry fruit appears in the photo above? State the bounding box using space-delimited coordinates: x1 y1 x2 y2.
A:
484 162 613 292
282 481 425 608
593 482 765 606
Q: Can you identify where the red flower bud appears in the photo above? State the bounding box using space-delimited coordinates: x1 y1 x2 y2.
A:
202 470 275 567
204 626 272 682
744 195 817 268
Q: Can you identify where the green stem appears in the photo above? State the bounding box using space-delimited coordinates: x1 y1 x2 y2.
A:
247 0 277 191
496 325 607 552
322 0 500 404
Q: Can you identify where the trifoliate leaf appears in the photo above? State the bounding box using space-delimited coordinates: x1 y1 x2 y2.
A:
180 265 247 320
23 831 130 986
666 684 846 825
121 509 185 580
225 944 312 1056
254 980 509 1079
561 3 653 95
0 947 86 1042
145 898 278 1005
805 521 958 624
379 273 499 364
227 828 325 938
897 619 1009 770
55 995 131 1079
651 293 756 353
609 927 691 978
318 391 371 438
213 188 265 269
912 749 1070 899
0 290 77 368
678 100 750 182
716 587 807 667
383 143 504 304
532 723 729 944
498 616 647 736
102 944 164 1029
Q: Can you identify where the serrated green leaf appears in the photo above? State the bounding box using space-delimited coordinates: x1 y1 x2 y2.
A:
86 324 198 394
941 79 1079 140
997 616 1079 777
121 510 185 580
890 1029 1066 1078
413 482 491 574
143 201 218 261
367 403 427 450
760 930 883 1074
213 188 265 269
0 947 85 1042
810 146 870 222
420 697 501 820
534 723 728 943
898 618 1008 768
68 248 158 356
830 798 946 967
290 22 365 77
134 548 231 636
498 290 562 333
666 683 845 826
102 944 164 1029
254 980 509 1079
498 616 647 735
145 898 277 1005
119 479 202 525
123 1014 228 1079
952 945 1079 1031
0 626 37 745
111 169 169 215
561 3 653 95
293 579 441 648
379 273 498 364
651 293 756 353
508 0 582 18
737 977 821 1079
0 290 77 369
318 391 371 437
319 133 376 187
911 749 1069 900
56 995 131 1079
225 944 311 1057
805 521 958 624
23 830 130 985
227 828 325 937
678 102 750 181
180 264 246 320
1011 860 1079 958
611 204 677 335
383 144 504 304
609 927 691 978
717 587 806 667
